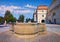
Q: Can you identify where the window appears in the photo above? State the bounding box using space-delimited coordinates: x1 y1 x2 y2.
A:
54 19 56 24
42 15 44 17
42 10 44 12
53 13 56 16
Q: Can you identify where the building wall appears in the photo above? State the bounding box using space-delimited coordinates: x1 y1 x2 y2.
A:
37 10 47 23
33 10 37 22
34 14 37 22
49 0 60 11
54 7 60 24
47 0 60 24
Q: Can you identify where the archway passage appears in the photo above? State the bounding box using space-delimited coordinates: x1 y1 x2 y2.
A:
41 20 45 23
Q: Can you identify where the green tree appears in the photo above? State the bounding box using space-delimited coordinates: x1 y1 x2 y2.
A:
26 18 31 22
18 14 24 22
0 16 4 24
12 17 16 22
4 10 16 23
31 18 34 22
26 18 34 23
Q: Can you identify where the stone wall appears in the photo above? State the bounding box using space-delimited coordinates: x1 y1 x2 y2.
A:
9 23 46 35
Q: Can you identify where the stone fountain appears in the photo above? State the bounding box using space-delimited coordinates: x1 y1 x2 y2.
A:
9 23 46 39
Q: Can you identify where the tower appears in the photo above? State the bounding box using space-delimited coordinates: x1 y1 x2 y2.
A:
33 5 48 23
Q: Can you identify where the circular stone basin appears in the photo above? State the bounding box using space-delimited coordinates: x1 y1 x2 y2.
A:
9 23 46 35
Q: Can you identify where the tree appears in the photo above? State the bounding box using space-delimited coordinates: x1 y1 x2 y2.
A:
31 18 34 22
18 14 24 22
26 18 34 23
0 16 4 24
4 10 16 23
12 17 16 23
26 18 31 22
26 18 29 22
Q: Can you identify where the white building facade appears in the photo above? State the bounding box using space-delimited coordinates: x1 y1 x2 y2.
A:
33 5 48 23
47 0 60 24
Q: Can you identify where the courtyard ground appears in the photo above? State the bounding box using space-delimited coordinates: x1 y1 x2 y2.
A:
0 24 60 42
0 31 60 42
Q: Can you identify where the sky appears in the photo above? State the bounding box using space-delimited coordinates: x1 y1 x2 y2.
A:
0 0 52 20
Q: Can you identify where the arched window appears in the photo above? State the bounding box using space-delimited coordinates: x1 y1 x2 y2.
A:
42 15 44 17
41 20 45 23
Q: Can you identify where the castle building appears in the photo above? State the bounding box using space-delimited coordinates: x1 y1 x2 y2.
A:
33 5 48 23
46 0 60 24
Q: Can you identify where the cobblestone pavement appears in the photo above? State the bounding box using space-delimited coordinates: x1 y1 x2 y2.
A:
0 31 60 42
46 24 60 34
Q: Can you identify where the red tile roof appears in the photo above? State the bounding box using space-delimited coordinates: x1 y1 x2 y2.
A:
37 5 48 10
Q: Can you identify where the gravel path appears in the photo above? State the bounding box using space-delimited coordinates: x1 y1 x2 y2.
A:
0 31 60 42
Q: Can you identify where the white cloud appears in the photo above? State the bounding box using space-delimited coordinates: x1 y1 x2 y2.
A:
0 5 22 14
0 5 23 11
13 9 33 14
25 4 37 8
0 5 31 14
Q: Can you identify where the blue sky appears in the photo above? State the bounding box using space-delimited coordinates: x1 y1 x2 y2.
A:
0 0 52 20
